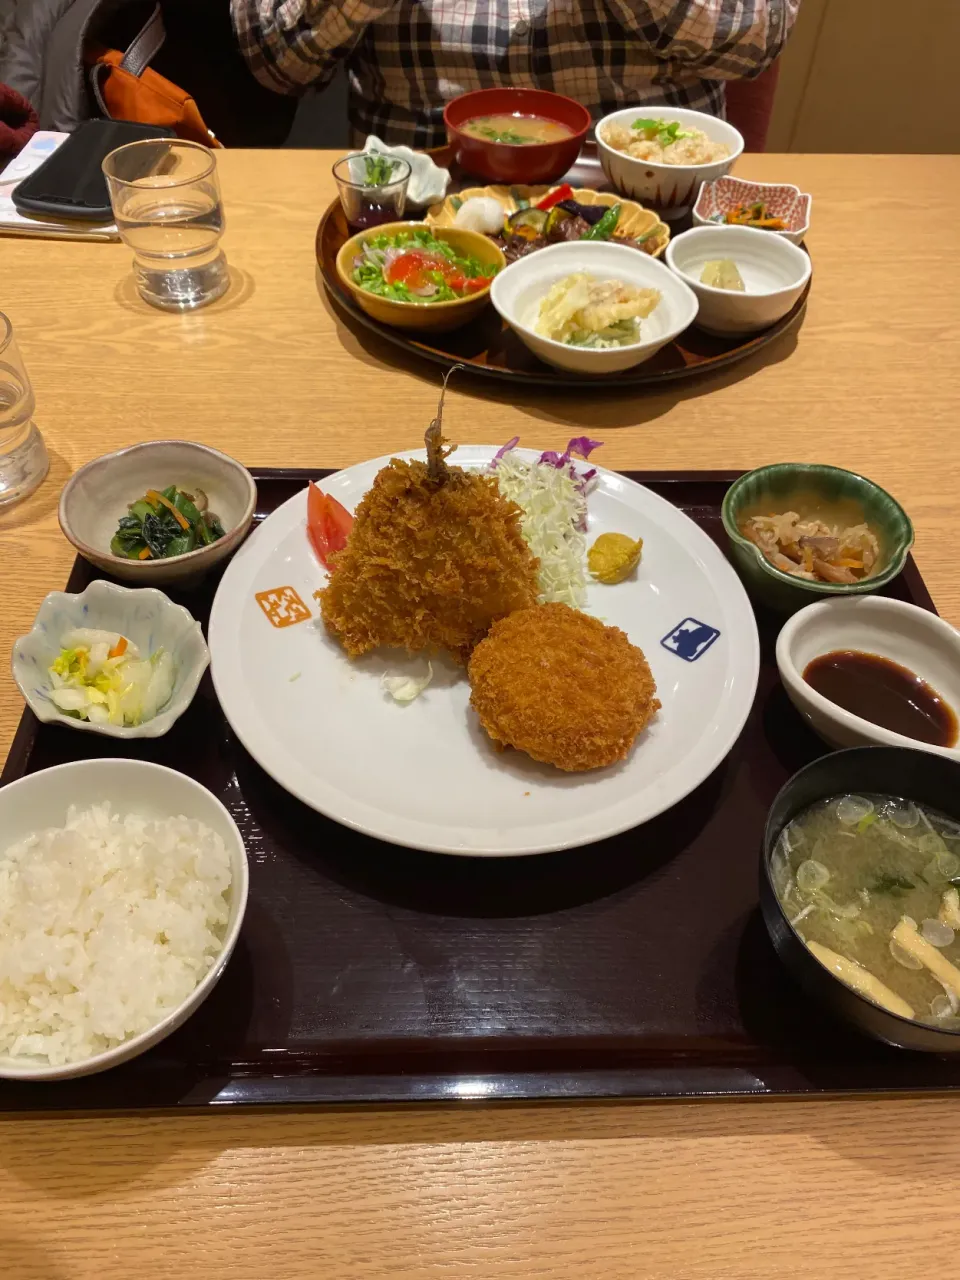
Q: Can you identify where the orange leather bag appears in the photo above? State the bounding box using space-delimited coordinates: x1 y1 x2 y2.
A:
87 4 220 147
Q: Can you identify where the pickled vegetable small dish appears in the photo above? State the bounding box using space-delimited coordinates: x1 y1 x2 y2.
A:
722 201 786 231
700 259 744 292
112 486 226 561
351 227 499 303
48 628 175 727
741 510 880 584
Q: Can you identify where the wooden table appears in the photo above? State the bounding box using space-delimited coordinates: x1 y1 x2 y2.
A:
1 152 959 1280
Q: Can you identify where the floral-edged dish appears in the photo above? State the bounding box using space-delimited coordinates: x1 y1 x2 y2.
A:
693 177 811 245
425 185 671 257
359 135 450 207
12 579 209 739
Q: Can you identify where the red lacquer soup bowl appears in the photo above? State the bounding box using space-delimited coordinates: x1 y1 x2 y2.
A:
444 88 590 184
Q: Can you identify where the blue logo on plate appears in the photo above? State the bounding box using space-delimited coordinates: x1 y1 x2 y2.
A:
660 618 720 662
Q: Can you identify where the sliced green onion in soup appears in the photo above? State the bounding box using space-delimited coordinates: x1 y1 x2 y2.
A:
796 859 831 893
836 796 874 825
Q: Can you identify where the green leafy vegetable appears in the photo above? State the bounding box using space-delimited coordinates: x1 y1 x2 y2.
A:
868 873 915 896
857 812 878 833
111 487 227 561
361 153 399 187
630 117 690 149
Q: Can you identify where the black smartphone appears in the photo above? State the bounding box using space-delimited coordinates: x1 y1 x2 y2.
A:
12 119 175 222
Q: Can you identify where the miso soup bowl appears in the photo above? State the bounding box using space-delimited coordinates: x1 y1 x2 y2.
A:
761 745 960 1054
444 87 591 185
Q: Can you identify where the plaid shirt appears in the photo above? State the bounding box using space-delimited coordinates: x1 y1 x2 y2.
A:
232 0 798 148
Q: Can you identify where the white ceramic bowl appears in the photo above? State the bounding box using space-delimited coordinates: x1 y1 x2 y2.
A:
59 440 257 586
666 225 811 337
776 597 960 759
595 107 743 214
0 758 249 1080
489 241 698 375
693 176 812 245
12 579 209 739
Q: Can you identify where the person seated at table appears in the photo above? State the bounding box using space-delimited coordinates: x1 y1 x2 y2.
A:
231 0 799 149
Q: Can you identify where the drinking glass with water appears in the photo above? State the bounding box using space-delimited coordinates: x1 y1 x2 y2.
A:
102 139 229 311
0 313 48 508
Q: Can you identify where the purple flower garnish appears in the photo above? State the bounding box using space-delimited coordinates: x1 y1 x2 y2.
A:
492 436 520 466
566 436 603 460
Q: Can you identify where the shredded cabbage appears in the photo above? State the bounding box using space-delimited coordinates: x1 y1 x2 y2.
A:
493 452 591 607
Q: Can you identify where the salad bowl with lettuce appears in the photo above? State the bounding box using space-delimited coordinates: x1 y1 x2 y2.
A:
335 222 505 333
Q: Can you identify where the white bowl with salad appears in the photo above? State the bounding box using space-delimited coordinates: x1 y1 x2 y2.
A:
12 579 209 739
490 240 698 375
59 440 257 586
334 221 505 333
596 107 743 215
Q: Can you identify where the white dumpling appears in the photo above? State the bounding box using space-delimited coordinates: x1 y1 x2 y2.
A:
453 197 505 235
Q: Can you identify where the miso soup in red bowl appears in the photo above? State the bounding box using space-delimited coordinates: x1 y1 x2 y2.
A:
444 88 590 184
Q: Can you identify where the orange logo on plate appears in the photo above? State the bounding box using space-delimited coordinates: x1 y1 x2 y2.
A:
255 586 311 628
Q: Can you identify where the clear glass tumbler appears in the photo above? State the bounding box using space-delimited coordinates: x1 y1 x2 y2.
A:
102 138 229 311
333 154 411 232
0 313 49 508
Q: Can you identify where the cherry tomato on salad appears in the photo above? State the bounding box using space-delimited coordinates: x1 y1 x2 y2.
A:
307 481 353 569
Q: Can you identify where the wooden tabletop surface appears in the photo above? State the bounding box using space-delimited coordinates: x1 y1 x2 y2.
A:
1 151 959 1280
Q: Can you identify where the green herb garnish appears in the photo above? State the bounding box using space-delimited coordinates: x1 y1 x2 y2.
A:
857 812 878 833
630 117 690 149
868 873 915 896
361 153 399 187
477 127 533 145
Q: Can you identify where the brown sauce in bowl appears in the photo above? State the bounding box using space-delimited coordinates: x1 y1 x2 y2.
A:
803 650 958 747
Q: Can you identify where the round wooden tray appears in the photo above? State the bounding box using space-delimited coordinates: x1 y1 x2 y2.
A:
315 159 810 390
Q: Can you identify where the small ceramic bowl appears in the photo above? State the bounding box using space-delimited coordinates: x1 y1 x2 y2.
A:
693 177 812 245
761 746 960 1053
444 88 590 185
59 441 257 586
335 221 505 333
0 757 249 1080
665 225 811 336
776 597 960 758
722 462 914 614
596 107 743 215
12 579 209 739
490 240 698 375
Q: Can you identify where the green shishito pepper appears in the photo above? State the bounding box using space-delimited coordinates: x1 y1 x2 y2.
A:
581 204 622 241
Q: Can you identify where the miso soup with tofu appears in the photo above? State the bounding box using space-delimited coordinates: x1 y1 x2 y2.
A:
772 794 960 1027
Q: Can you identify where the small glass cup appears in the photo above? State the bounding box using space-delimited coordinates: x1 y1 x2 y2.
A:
0 312 49 508
333 154 411 232
102 138 229 311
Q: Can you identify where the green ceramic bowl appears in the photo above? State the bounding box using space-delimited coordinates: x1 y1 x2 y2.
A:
721 462 914 614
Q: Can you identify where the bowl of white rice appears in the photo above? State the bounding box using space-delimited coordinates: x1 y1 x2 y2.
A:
0 758 248 1080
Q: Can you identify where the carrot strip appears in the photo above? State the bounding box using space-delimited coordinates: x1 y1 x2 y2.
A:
138 546 152 560
145 489 191 530
108 636 128 659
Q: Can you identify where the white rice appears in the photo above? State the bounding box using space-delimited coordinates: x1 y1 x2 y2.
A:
0 803 232 1067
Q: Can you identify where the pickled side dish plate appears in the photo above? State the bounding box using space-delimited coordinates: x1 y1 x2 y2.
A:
12 579 209 740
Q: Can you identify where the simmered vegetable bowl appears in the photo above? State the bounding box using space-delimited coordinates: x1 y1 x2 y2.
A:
352 227 500 303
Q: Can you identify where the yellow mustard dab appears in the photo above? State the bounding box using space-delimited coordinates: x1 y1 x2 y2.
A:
588 532 643 584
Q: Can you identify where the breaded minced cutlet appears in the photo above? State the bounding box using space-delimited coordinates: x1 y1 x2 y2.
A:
468 602 660 772
318 372 539 662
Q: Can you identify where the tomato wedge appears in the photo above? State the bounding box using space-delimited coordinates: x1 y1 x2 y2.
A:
307 481 353 569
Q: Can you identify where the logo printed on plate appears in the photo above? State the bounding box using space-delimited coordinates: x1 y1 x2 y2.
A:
254 586 311 628
660 617 720 662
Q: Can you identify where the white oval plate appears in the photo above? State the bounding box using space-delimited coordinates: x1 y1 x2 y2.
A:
209 448 759 856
